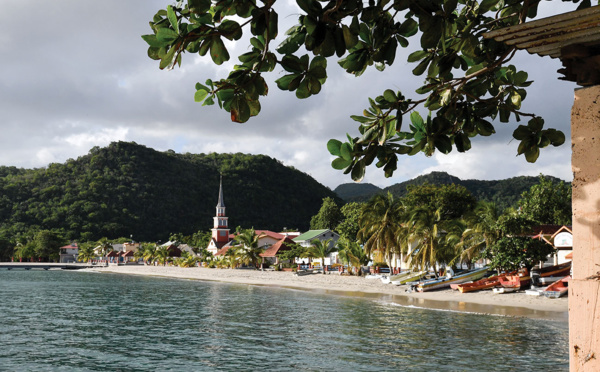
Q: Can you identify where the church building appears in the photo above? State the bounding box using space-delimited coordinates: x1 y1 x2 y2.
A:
206 176 233 255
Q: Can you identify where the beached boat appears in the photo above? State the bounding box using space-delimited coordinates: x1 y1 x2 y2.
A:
380 275 391 284
416 267 488 292
295 269 315 276
531 261 571 278
365 274 382 280
493 287 517 294
543 276 570 298
393 271 427 285
498 269 531 290
455 271 516 293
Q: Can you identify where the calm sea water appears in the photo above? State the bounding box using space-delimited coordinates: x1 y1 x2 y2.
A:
0 270 568 371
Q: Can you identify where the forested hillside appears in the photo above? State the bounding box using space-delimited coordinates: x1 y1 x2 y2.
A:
0 142 339 241
335 171 569 211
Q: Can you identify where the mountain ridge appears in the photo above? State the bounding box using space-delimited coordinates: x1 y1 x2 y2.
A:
334 171 569 210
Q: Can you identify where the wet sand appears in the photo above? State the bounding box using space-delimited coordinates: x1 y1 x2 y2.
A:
90 265 568 321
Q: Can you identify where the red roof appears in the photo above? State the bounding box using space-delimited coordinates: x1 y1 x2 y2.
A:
120 250 134 257
254 230 286 240
215 245 233 256
60 243 78 250
260 237 296 258
106 251 119 257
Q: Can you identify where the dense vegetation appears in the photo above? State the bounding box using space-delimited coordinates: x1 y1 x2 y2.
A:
335 171 569 211
0 142 339 245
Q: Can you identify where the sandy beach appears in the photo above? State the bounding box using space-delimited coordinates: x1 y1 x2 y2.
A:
91 265 568 320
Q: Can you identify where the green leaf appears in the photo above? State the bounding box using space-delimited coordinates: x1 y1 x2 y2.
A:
407 50 428 63
510 91 522 109
340 143 353 161
476 119 495 136
156 28 179 43
167 5 179 34
141 34 167 48
188 0 211 13
332 157 352 170
275 74 296 90
434 135 452 154
327 139 342 156
528 117 544 131
512 125 531 140
230 96 251 123
383 90 397 103
351 160 366 182
342 25 358 49
194 88 208 102
210 37 229 65
479 0 502 13
524 147 540 163
410 111 424 129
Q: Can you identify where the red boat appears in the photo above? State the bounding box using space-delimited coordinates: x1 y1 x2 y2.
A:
498 269 531 290
532 261 571 278
543 276 570 298
455 271 516 293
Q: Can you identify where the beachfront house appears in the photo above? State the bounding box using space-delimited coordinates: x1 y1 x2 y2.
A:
293 229 340 266
259 237 296 267
215 230 286 257
59 243 78 263
531 225 573 266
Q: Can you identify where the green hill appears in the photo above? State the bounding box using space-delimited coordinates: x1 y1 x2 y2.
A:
335 171 569 210
0 142 339 241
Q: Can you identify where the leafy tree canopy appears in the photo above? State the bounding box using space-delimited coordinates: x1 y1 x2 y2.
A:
403 183 476 220
484 236 554 272
517 175 572 225
335 202 363 241
143 0 585 181
310 197 342 230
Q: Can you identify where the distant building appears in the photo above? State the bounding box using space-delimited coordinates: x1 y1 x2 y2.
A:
59 243 78 263
531 225 573 265
207 176 233 255
293 229 340 265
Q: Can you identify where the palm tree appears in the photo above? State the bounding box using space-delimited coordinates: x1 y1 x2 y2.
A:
337 238 368 276
139 243 157 265
301 238 337 273
97 237 113 257
358 192 408 269
458 201 501 266
407 206 454 274
232 228 264 268
155 245 170 266
77 243 95 263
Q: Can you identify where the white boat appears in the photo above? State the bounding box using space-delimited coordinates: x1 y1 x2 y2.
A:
525 289 543 296
416 267 488 292
393 271 428 285
365 274 382 280
380 275 391 284
493 287 518 294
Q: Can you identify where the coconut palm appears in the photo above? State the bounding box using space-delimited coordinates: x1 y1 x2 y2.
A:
301 238 337 273
155 245 170 266
337 238 368 276
457 201 502 266
77 243 95 263
231 228 264 268
407 206 456 274
358 192 408 269
139 243 157 264
96 237 113 257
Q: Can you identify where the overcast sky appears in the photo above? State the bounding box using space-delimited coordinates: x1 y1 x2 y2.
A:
0 1 579 189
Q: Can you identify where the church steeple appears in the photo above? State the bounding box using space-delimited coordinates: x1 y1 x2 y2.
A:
217 174 225 208
212 175 229 244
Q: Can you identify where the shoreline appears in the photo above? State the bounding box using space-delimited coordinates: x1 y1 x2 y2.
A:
89 265 568 321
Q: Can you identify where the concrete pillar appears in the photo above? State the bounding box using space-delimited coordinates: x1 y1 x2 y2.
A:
570 85 600 371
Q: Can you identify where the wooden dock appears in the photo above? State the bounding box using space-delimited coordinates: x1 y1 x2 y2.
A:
0 262 106 270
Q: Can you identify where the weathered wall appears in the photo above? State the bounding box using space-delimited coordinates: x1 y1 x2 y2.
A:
570 84 600 371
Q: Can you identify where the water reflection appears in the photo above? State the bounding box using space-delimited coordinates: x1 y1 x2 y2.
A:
0 270 568 371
